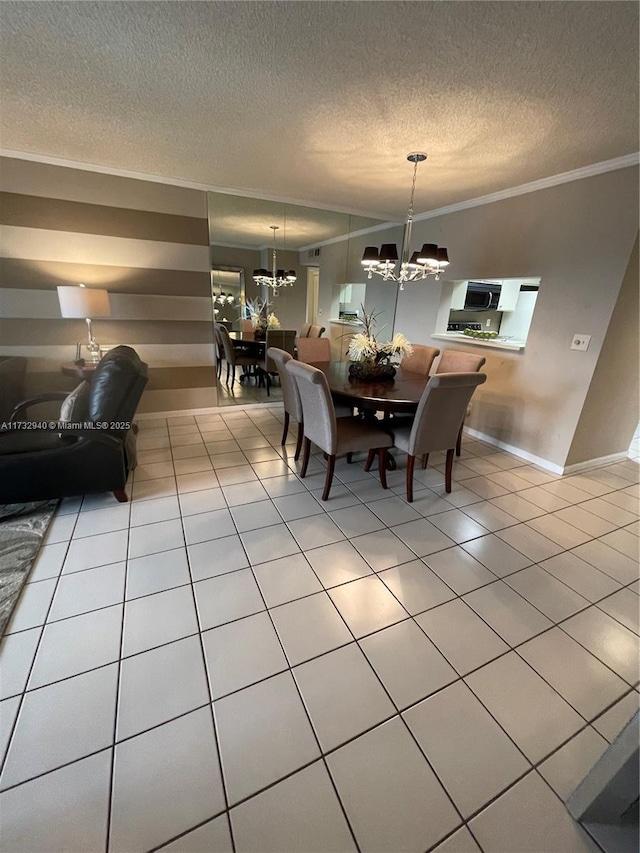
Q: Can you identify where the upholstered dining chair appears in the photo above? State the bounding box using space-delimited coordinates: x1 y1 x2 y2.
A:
213 325 224 380
297 336 331 363
241 319 255 339
436 349 486 456
266 347 304 460
287 360 393 500
401 344 441 376
298 322 312 339
385 372 487 501
217 324 264 388
308 324 326 338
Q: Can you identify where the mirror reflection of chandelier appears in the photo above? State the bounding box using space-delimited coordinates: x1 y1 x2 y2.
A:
253 225 297 292
215 292 235 305
361 153 450 290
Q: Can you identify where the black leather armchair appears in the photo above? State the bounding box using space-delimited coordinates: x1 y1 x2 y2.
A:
0 346 148 504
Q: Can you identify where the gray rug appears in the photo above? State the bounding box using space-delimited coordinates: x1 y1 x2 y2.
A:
0 501 58 636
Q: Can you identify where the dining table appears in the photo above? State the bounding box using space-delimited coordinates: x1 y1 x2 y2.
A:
313 360 429 414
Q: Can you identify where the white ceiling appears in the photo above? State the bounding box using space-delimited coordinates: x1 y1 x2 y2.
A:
1 1 638 218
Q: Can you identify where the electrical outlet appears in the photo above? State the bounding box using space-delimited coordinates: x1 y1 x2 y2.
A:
485 319 491 327
571 334 591 351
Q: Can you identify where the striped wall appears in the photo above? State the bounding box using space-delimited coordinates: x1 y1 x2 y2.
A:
0 157 216 413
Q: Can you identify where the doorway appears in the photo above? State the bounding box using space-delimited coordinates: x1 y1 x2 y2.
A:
306 267 319 324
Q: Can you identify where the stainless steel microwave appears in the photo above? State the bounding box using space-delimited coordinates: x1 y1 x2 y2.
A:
464 282 501 311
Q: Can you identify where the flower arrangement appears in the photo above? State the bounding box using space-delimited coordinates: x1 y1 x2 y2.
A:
244 297 281 331
347 307 413 380
347 307 413 366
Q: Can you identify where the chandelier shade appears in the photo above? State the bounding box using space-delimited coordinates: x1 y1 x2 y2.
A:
361 153 450 290
252 225 297 292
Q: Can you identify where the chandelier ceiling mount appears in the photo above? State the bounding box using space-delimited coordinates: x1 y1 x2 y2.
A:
361 152 450 290
253 225 297 294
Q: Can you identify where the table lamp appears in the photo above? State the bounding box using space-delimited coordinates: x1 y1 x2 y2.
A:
57 284 111 362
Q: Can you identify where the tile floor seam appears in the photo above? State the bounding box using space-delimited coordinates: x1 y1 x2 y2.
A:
178 506 236 837
104 493 132 853
0 515 78 778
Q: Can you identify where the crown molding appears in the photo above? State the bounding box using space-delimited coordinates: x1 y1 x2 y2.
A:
411 152 640 224
2 148 637 251
0 149 394 221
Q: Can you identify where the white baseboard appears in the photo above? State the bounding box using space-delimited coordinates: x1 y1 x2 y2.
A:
464 427 632 476
136 402 284 420
562 451 631 475
463 427 564 474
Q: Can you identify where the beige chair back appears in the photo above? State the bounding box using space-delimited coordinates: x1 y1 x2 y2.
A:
298 322 312 338
297 337 331 363
408 373 487 455
309 324 326 338
267 347 302 421
216 324 237 365
287 360 336 455
401 344 440 376
241 319 255 339
436 349 486 374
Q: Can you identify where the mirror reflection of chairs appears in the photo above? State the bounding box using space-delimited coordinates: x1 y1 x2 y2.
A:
216 324 265 388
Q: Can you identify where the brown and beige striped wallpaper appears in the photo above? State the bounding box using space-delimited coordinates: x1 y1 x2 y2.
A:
0 157 216 413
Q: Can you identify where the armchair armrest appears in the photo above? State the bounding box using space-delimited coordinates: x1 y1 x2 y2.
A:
10 393 69 422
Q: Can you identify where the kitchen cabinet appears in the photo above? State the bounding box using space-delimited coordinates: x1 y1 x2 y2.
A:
450 280 468 311
497 280 521 312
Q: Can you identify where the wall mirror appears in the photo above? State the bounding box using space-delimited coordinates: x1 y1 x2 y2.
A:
207 191 391 406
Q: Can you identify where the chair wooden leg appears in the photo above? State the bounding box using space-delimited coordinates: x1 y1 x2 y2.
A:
456 423 463 457
294 424 304 461
364 449 376 472
421 453 429 469
445 447 454 493
300 437 311 478
231 365 236 388
406 454 416 502
225 362 230 385
281 412 290 446
113 490 128 503
346 452 353 464
322 455 336 500
378 449 388 489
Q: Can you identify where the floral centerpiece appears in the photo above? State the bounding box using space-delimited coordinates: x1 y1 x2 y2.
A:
244 297 281 338
347 307 413 381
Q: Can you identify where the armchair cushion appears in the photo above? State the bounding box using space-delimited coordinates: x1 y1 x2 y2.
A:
59 381 90 423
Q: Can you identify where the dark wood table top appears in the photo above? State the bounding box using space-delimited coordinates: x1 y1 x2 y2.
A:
314 361 428 414
61 361 98 380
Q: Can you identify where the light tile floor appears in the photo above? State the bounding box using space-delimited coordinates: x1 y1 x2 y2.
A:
1 405 639 853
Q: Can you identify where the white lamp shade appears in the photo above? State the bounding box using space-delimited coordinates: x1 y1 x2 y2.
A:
57 286 111 319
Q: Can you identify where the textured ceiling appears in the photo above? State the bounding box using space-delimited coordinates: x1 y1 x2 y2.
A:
207 193 385 249
1 1 638 218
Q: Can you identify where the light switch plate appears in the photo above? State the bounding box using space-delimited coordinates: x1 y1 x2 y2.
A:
571 334 591 351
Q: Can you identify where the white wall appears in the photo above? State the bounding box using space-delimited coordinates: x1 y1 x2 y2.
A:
392 166 639 468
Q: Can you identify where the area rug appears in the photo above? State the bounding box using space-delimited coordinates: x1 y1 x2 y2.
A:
0 500 58 635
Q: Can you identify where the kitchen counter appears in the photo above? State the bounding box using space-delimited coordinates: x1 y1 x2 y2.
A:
329 319 363 327
433 332 525 352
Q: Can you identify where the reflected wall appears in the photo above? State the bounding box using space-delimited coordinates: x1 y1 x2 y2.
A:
207 190 394 405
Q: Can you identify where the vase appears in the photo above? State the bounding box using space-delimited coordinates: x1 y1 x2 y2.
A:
348 362 396 381
253 327 266 341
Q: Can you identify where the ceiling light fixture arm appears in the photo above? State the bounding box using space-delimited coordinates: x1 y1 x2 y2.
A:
361 152 450 291
253 224 297 293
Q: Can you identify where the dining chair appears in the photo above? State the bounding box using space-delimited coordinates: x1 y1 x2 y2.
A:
286 360 393 500
309 324 326 338
266 347 304 460
213 325 224 380
298 322 312 339
400 344 440 376
436 349 486 456
241 319 255 339
217 324 264 388
297 336 331 363
386 372 487 501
